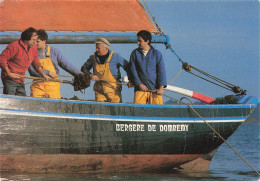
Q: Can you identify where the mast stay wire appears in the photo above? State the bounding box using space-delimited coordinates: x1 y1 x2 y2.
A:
142 0 184 64
183 63 246 94
191 65 237 88
142 0 164 35
187 71 232 92
169 68 183 85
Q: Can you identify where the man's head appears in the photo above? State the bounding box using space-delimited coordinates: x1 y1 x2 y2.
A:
36 29 48 50
95 37 110 56
21 27 38 48
137 30 152 50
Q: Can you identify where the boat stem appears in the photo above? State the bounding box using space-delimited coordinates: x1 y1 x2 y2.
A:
162 93 260 176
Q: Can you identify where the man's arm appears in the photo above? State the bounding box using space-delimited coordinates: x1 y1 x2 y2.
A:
36 66 50 80
81 55 99 80
56 48 82 76
116 53 129 71
156 85 164 95
0 44 13 70
0 44 21 79
114 53 132 79
81 56 93 74
129 51 142 86
129 51 148 91
31 52 50 80
2 66 21 79
28 64 51 77
156 51 167 94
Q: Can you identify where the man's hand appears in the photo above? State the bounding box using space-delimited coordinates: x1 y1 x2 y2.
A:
42 73 51 81
139 83 148 91
90 74 100 81
37 67 50 81
4 66 21 79
127 82 135 88
49 72 58 79
7 72 21 79
156 86 164 95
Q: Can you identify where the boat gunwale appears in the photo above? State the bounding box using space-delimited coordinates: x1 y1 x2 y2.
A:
0 94 257 109
0 107 248 122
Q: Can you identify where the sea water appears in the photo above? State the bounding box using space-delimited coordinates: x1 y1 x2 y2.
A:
1 121 259 181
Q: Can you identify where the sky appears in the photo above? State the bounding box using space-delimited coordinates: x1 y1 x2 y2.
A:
0 0 259 104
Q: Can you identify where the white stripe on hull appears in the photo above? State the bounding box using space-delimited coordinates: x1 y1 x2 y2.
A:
0 109 246 123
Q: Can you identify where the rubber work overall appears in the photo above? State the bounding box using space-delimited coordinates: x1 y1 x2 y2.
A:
134 91 163 104
93 51 122 103
30 46 61 99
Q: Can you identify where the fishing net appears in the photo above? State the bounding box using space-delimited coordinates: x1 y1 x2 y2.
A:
210 95 238 104
73 73 91 91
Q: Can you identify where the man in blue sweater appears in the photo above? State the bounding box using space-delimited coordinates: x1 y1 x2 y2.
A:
129 30 167 104
28 29 82 99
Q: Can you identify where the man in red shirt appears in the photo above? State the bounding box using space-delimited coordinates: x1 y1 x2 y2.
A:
0 27 48 96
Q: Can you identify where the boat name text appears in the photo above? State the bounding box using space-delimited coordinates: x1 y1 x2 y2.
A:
116 124 189 132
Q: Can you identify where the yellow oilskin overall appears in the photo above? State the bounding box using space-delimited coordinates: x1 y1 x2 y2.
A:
30 46 61 99
93 51 122 103
134 91 163 105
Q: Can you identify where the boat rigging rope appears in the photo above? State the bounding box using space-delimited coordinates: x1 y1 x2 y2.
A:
142 0 164 35
162 93 260 176
165 39 245 94
169 68 183 85
141 0 245 95
164 45 246 94
182 62 246 94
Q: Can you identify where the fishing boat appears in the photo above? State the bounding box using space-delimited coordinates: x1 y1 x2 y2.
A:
0 0 258 173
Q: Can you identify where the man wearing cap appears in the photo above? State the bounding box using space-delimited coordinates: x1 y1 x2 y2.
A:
28 29 83 99
81 37 129 103
129 30 167 104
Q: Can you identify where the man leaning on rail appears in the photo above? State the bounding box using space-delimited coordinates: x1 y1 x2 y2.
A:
0 27 49 96
81 37 130 103
28 29 83 99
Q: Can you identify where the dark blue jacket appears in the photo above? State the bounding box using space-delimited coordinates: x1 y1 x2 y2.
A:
129 46 167 91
